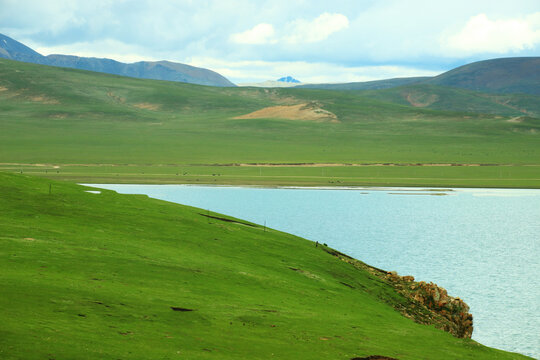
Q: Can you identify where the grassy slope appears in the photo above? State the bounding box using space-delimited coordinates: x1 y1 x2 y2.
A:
0 172 532 359
1 58 539 187
361 84 540 117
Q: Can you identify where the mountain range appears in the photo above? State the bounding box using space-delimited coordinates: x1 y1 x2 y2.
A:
1 33 539 95
0 33 235 87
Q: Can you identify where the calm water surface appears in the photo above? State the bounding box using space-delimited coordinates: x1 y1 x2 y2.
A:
92 184 540 358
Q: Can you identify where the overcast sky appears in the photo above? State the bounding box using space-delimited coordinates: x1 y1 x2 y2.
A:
1 0 539 84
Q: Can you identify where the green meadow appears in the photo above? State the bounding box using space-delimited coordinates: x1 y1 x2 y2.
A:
1 59 539 187
0 172 532 359
1 58 539 359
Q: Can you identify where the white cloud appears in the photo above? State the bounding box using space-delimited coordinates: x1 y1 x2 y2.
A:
230 13 349 46
188 56 439 84
230 23 276 44
284 13 349 44
442 13 540 54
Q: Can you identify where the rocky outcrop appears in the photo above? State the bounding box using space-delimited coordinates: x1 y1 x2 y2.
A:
323 247 473 338
386 272 473 338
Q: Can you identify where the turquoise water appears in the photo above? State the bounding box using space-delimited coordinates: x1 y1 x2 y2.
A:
92 184 540 358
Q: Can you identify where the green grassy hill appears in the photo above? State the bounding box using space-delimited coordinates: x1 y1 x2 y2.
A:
1 58 539 187
0 172 532 359
361 84 540 117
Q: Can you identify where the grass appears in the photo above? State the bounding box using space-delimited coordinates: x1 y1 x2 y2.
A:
1 58 539 187
0 171 533 359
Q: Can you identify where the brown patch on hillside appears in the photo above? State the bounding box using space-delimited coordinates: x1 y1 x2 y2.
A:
404 92 439 107
107 91 125 103
494 98 533 116
234 103 338 123
28 95 59 104
133 102 161 111
507 116 523 123
49 114 68 119
0 86 8 92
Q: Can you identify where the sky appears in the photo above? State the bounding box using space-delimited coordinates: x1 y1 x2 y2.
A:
1 0 539 84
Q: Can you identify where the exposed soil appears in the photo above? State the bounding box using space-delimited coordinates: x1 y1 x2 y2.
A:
107 91 125 103
288 266 323 280
234 103 338 123
28 95 59 104
133 102 161 110
507 116 524 123
405 92 439 107
49 114 68 119
494 98 533 116
0 86 8 91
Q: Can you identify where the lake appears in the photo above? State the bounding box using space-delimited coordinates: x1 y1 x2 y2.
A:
91 184 540 358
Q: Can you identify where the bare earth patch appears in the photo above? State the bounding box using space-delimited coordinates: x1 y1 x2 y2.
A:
0 86 8 92
234 103 339 123
29 95 59 104
507 116 523 123
133 103 161 111
404 92 439 107
107 91 125 103
49 114 68 119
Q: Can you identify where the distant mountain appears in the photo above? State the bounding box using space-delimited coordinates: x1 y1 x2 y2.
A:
297 58 540 95
425 57 540 95
239 76 302 88
296 77 429 90
277 76 300 83
0 33 235 87
0 33 43 63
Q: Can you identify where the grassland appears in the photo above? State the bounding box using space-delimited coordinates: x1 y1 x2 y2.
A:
1 58 539 187
0 172 533 359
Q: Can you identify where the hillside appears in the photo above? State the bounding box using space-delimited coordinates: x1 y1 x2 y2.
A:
361 84 540 118
296 77 429 90
1 58 539 188
296 58 540 95
0 33 234 87
0 172 532 359
426 57 540 95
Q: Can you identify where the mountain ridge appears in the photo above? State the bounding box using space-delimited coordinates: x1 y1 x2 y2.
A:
0 33 235 87
296 57 540 95
425 57 540 95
